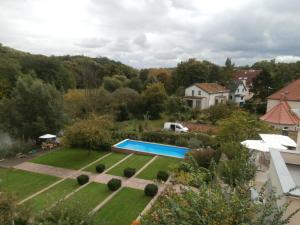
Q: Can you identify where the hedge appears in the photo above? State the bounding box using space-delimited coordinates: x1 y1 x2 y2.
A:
96 164 106 173
157 171 169 182
144 184 158 197
123 167 136 178
107 178 122 191
77 174 89 185
140 131 215 148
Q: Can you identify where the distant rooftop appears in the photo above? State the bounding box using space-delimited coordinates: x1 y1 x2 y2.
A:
267 79 300 101
233 69 262 85
193 83 229 94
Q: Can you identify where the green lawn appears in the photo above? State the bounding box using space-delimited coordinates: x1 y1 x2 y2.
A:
31 148 108 170
136 156 181 180
116 116 167 132
0 168 59 200
106 154 153 177
64 182 111 212
84 152 128 173
25 179 79 212
93 188 152 225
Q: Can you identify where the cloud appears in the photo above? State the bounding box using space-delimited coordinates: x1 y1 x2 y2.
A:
0 0 300 68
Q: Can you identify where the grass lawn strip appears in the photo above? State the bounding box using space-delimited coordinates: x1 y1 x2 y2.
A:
31 148 107 170
25 179 78 212
136 156 181 180
84 152 128 173
63 182 111 212
106 154 153 177
0 168 59 201
93 188 152 225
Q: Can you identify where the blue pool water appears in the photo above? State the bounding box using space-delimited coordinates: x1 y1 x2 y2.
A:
114 139 189 158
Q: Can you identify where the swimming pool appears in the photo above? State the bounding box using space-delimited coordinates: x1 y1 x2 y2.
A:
113 139 189 158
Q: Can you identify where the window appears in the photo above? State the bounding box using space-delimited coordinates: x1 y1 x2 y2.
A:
198 91 201 96
215 99 219 105
192 90 194 96
237 89 239 93
230 95 233 100
241 96 244 100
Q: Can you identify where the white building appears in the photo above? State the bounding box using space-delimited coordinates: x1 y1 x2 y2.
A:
230 69 262 105
184 83 229 110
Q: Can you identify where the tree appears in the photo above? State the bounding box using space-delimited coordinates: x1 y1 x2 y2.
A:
251 68 274 100
0 75 65 140
217 111 272 143
141 181 298 225
103 76 122 92
63 115 113 152
140 83 168 119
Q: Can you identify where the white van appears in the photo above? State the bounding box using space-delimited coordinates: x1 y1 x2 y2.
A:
163 122 189 133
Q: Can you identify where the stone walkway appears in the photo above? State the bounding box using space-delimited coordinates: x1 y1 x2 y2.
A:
14 159 157 191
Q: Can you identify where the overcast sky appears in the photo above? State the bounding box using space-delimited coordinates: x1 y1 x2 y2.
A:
1 0 300 68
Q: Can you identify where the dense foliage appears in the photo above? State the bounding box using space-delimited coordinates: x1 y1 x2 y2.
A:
0 75 65 140
63 115 113 151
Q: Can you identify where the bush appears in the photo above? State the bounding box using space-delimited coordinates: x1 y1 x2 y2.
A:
157 171 169 182
187 147 215 169
96 164 105 173
77 174 89 185
107 178 121 191
63 115 113 150
144 184 158 197
124 167 136 178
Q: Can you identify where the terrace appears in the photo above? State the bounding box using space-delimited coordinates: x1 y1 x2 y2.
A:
0 145 182 224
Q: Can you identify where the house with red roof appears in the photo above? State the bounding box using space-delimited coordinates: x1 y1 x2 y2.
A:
260 79 300 131
184 83 229 109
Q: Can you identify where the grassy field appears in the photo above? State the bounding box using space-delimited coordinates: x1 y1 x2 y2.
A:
84 152 128 173
31 148 108 170
136 156 181 180
117 117 167 132
93 188 152 225
64 182 111 212
0 168 59 200
25 179 79 212
106 154 153 177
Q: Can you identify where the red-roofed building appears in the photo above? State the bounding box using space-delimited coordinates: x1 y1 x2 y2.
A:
260 101 299 131
266 79 300 112
261 79 300 131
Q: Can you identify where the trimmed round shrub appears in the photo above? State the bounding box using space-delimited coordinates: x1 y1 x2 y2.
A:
144 183 158 197
157 171 169 182
107 178 121 191
96 164 106 173
123 167 136 178
77 174 89 185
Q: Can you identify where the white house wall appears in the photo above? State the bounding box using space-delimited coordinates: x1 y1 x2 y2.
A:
267 99 300 112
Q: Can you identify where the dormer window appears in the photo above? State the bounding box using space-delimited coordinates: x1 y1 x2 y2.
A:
192 90 194 96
